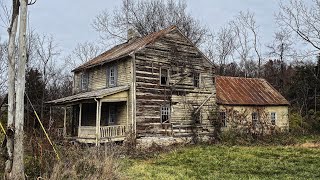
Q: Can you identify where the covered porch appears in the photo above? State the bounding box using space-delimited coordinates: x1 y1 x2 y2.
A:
47 86 131 145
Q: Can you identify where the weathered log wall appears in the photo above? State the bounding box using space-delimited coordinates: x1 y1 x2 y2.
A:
135 29 217 137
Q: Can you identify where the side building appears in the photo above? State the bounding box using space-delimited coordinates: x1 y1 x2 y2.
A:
215 76 289 133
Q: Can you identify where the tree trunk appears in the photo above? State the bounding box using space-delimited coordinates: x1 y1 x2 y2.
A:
11 0 28 179
5 0 19 178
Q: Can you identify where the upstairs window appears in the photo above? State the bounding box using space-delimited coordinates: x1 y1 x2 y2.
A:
161 105 170 123
160 68 169 85
219 111 227 127
81 72 89 91
193 72 200 87
271 112 276 125
252 112 258 126
107 65 117 87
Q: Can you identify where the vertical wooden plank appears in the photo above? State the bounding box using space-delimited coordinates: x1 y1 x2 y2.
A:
63 106 67 137
126 97 129 132
95 99 101 146
78 103 82 137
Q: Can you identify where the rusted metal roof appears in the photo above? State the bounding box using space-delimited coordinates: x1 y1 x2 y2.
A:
73 26 177 72
47 85 129 105
216 76 289 106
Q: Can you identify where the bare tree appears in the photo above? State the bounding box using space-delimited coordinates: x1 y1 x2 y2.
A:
213 25 236 75
277 0 320 51
92 0 209 46
5 0 19 178
267 29 294 62
5 0 36 178
64 41 101 70
230 11 262 77
11 0 28 178
33 34 60 120
0 40 8 95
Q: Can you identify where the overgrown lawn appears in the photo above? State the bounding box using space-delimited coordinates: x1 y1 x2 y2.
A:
124 145 320 179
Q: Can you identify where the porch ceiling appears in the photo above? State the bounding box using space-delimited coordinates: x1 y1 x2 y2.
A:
47 85 129 105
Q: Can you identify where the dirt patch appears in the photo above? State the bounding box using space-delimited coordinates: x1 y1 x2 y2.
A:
298 142 320 148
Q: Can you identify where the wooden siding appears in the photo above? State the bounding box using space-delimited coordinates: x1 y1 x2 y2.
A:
73 58 132 94
72 57 134 131
134 29 216 137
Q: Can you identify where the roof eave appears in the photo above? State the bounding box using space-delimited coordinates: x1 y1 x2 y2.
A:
71 54 131 72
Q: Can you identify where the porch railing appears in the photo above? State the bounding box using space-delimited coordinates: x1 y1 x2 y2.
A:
100 125 126 138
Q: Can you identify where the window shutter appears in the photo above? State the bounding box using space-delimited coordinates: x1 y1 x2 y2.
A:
114 65 118 86
106 66 110 88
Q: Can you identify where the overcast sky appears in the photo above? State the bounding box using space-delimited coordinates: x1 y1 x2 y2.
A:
0 0 305 60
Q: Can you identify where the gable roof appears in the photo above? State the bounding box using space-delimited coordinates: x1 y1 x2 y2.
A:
73 26 177 72
216 76 289 106
73 25 213 72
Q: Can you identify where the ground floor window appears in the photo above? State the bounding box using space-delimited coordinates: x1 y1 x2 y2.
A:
219 111 227 127
271 112 276 125
161 105 170 123
193 110 201 124
252 112 258 126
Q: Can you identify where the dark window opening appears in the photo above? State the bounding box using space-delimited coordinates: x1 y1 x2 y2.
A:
252 112 258 126
219 111 227 127
193 110 201 124
160 68 168 85
161 105 170 123
271 112 276 125
193 72 200 87
108 105 116 124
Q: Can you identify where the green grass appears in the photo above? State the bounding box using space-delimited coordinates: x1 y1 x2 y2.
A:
124 145 320 179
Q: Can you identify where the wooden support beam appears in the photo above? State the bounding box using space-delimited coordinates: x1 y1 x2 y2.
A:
63 106 67 137
95 99 101 146
126 97 129 132
78 103 82 137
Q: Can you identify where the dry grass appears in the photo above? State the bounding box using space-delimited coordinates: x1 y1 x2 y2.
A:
46 144 123 180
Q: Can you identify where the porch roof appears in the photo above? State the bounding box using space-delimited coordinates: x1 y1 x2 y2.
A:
47 85 129 105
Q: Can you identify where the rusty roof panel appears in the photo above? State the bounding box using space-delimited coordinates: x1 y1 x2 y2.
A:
73 26 177 72
216 76 289 106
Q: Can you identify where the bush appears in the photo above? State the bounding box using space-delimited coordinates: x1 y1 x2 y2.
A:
219 129 297 146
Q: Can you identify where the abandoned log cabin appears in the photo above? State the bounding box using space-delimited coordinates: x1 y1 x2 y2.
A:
47 26 216 144
216 76 290 132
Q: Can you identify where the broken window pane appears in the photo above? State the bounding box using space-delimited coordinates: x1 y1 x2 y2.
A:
193 72 200 87
161 105 170 123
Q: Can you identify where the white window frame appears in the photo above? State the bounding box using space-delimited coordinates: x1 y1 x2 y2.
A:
161 105 170 123
81 72 88 91
271 112 276 125
109 66 116 87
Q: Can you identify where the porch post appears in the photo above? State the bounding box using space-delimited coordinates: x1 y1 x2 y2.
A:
63 106 67 137
78 103 82 137
95 99 101 146
126 97 129 132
